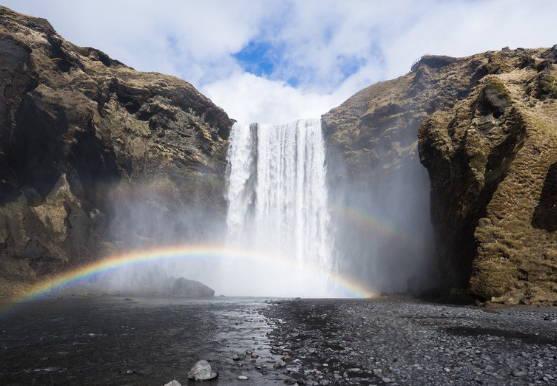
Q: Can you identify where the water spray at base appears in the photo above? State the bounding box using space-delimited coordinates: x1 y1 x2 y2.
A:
6 120 363 301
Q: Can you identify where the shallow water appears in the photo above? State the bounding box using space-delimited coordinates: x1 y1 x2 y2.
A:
0 296 284 385
4 296 556 385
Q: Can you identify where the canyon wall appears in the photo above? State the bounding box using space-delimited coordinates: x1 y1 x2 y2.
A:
419 47 557 304
2 5 556 304
324 46 557 303
0 6 233 292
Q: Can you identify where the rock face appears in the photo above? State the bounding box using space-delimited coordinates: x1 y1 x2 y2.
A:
419 47 557 304
321 51 481 294
0 6 233 293
324 46 557 303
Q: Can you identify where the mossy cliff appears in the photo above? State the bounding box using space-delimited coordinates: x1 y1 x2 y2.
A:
0 6 233 293
324 46 557 304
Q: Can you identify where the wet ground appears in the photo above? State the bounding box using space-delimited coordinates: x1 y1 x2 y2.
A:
263 298 557 385
0 296 283 385
1 296 556 385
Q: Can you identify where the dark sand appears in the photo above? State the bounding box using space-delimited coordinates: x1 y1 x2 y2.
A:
1 296 556 385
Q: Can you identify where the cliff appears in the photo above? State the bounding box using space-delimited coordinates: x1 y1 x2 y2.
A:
0 6 233 294
2 6 556 304
419 47 557 304
324 46 557 304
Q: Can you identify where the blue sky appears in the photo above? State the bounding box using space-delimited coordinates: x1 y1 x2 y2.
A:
3 0 557 123
234 41 281 79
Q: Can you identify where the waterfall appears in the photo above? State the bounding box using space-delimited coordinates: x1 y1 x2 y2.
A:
225 119 334 295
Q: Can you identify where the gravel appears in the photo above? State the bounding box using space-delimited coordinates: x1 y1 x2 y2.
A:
262 297 557 385
1 296 556 385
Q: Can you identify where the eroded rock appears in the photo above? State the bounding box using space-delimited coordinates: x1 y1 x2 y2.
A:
325 46 557 303
418 48 557 304
0 6 233 292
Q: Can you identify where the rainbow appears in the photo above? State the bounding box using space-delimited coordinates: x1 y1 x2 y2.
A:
3 244 376 308
330 205 418 245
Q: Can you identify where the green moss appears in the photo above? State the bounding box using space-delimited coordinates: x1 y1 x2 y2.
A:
470 259 519 299
538 72 557 99
487 78 509 94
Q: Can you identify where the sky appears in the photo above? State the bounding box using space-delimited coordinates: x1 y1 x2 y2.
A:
3 0 557 124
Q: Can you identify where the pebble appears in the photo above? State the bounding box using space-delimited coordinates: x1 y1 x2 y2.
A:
274 359 286 369
260 299 557 386
512 369 527 377
237 375 249 380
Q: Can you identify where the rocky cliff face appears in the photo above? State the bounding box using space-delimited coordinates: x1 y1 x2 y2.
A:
2 7 555 305
321 54 478 295
0 6 233 293
324 47 557 304
420 47 557 304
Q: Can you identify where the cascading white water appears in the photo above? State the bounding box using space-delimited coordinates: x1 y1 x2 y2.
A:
225 119 335 296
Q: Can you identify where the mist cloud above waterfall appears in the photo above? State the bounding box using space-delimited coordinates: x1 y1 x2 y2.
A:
5 0 557 123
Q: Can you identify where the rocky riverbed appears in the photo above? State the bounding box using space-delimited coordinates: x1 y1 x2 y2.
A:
1 297 556 385
263 298 557 385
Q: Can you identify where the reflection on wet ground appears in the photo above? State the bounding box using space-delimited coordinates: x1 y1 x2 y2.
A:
0 296 284 385
5 296 556 385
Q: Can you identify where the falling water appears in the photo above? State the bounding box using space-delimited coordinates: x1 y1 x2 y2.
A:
225 119 335 296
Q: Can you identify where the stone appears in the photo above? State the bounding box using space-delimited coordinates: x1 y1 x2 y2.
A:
187 360 218 381
170 277 215 298
274 359 286 369
164 381 181 386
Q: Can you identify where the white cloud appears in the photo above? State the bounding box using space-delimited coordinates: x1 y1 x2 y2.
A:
381 0 557 78
204 72 346 125
2 0 279 83
3 0 557 124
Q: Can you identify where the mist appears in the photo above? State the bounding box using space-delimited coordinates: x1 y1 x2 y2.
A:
82 177 228 297
325 113 438 296
75 113 437 299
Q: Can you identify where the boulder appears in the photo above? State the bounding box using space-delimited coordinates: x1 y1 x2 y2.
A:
170 277 215 298
187 360 218 381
